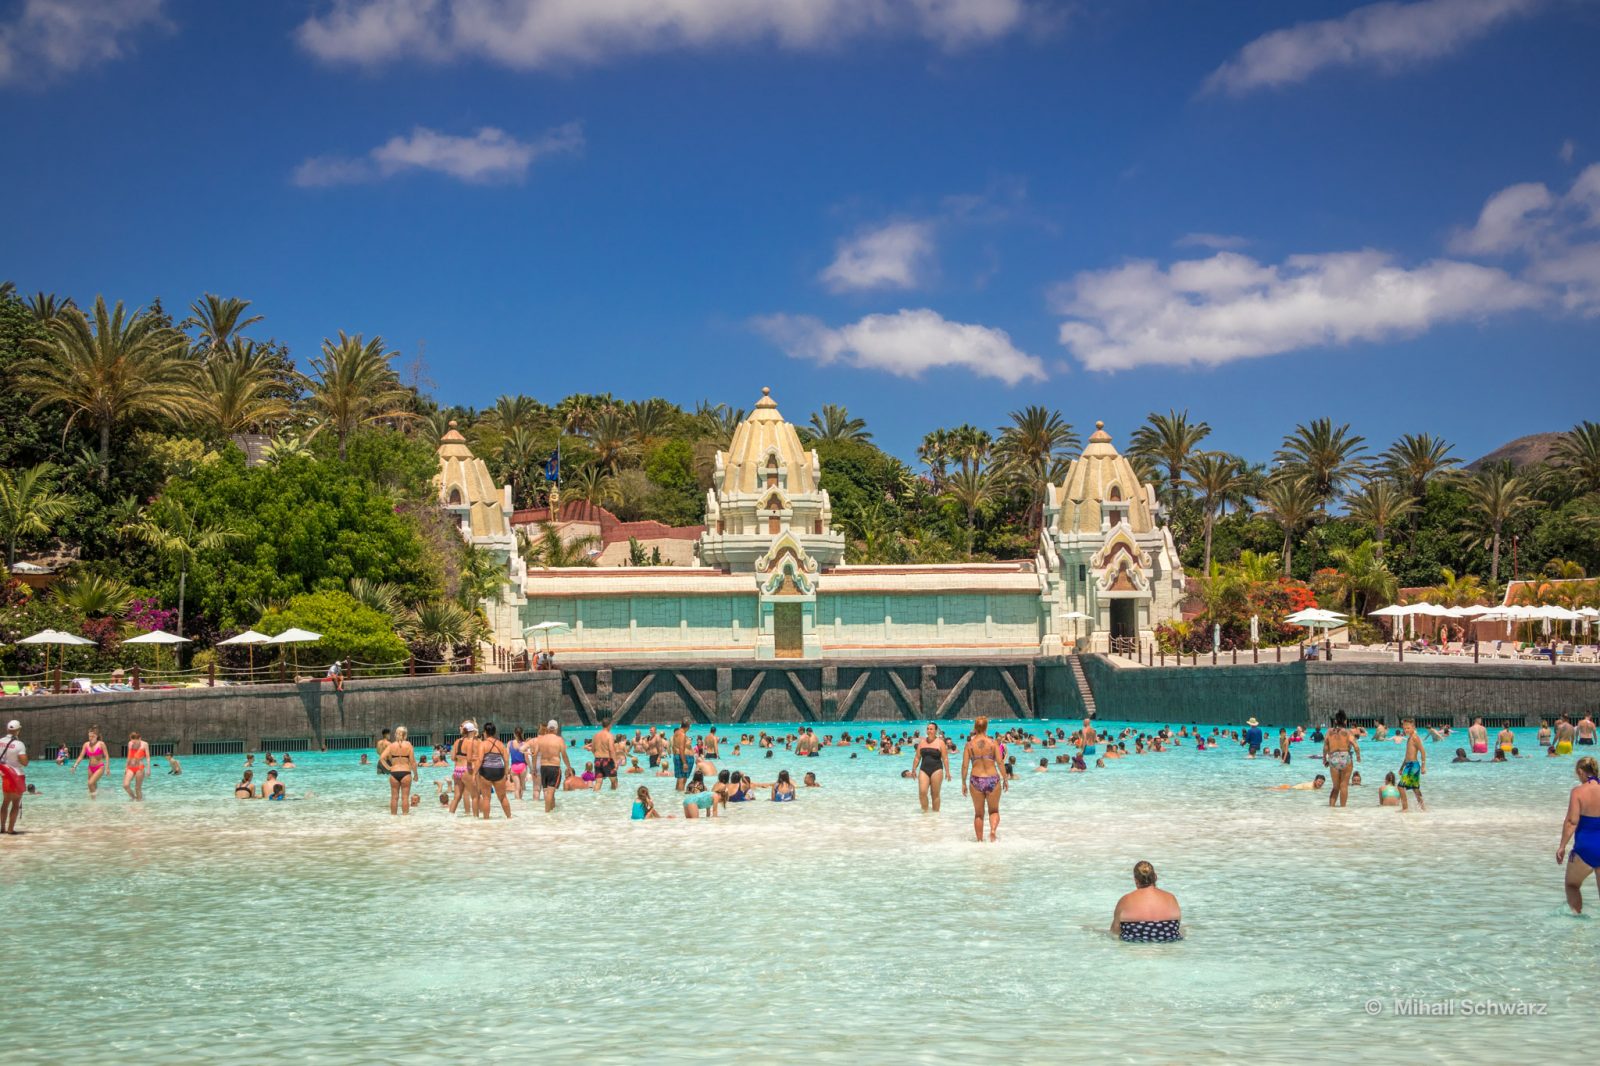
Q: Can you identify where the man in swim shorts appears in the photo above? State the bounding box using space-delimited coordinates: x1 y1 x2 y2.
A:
1397 719 1427 812
533 720 571 813
1578 714 1596 747
1244 717 1263 757
591 716 619 791
1468 718 1489 756
671 718 693 792
1556 715 1576 756
1 720 28 834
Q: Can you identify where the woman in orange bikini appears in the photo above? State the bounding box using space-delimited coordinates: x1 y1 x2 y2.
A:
961 716 1007 843
72 726 110 798
124 731 150 800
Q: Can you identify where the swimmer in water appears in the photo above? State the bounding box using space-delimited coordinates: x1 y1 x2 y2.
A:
803 771 820 788
1110 861 1182 943
961 716 1006 843
682 773 716 819
1496 723 1516 755
1468 717 1489 756
72 726 109 798
449 722 478 816
772 770 796 802
1556 756 1600 913
474 722 512 819
912 722 949 813
1378 772 1401 807
1267 775 1327 791
632 786 661 820
165 755 181 775
123 732 150 801
234 770 258 799
533 719 572 813
380 725 415 816
1397 719 1427 812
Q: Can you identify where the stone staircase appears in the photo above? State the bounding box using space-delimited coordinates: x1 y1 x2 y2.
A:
1068 654 1097 717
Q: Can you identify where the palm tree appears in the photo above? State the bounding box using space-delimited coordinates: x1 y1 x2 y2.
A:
302 332 414 459
126 498 242 639
628 398 677 449
349 577 406 625
183 294 263 358
1457 466 1534 586
1130 409 1210 505
456 546 506 610
403 601 473 665
918 428 954 490
1275 418 1368 506
19 296 192 472
25 292 75 325
193 342 295 436
996 406 1078 525
478 394 548 440
940 464 1000 558
1424 567 1486 607
692 401 744 447
1326 540 1397 618
51 573 136 618
1381 433 1457 509
1260 476 1320 575
806 404 872 443
498 426 544 507
564 464 619 508
945 425 993 475
585 408 637 473
1552 420 1600 497
1343 478 1416 562
261 433 310 465
522 521 600 568
0 463 73 565
1544 559 1587 579
1183 451 1251 573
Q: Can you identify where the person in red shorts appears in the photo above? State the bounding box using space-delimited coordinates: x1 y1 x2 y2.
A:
1 720 29 834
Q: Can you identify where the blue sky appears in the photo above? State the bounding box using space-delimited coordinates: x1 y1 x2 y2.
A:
2 0 1597 465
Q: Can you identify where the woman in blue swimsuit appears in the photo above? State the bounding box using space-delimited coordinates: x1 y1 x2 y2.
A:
1558 755 1600 914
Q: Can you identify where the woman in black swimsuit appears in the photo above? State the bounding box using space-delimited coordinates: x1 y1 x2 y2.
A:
911 722 950 813
474 722 512 820
380 725 415 816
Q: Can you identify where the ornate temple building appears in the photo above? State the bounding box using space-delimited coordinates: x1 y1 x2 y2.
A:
440 392 1184 660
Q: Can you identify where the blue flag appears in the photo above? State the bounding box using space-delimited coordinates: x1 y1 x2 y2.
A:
542 450 560 482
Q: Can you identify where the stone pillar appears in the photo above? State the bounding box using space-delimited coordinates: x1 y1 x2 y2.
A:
716 668 733 720
596 669 613 718
821 665 838 719
921 664 937 718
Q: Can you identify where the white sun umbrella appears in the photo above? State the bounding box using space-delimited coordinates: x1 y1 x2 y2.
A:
123 629 191 677
17 628 97 681
1060 609 1092 644
218 629 272 678
267 628 322 673
523 620 571 654
1369 603 1409 640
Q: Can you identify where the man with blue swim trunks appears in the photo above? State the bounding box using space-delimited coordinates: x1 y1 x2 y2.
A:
1245 718 1264 757
671 718 693 792
1077 718 1098 758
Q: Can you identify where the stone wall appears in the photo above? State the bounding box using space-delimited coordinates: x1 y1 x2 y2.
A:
1305 660 1600 726
1081 657 1308 726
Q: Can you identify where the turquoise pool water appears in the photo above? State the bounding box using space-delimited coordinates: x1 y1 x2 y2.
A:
2 720 1592 1063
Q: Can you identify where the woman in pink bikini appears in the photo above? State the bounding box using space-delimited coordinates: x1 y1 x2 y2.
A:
124 731 150 801
961 716 1007 843
72 726 110 798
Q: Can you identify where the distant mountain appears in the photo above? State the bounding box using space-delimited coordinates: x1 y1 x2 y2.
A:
1465 432 1565 471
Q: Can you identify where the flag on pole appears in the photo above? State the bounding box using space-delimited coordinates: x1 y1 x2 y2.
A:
542 450 560 482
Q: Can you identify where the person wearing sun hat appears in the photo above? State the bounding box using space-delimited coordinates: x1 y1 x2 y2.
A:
1245 717 1264 758
1 720 28 834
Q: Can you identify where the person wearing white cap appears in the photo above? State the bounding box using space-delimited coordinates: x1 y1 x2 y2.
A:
1 720 28 834
448 722 478 816
1244 718 1264 757
532 720 571 813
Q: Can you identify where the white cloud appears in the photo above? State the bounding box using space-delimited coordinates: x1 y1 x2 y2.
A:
1204 0 1536 95
0 0 168 84
819 220 936 293
755 308 1046 385
1175 232 1250 250
1052 249 1543 372
296 0 1026 68
1559 138 1576 164
1452 164 1600 312
293 123 583 187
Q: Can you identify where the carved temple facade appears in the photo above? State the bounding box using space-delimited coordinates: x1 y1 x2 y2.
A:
439 392 1185 660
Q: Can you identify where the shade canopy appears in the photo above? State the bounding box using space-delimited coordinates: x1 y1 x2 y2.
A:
18 629 95 646
123 630 191 645
1286 608 1346 625
217 629 272 646
1060 611 1093 621
267 628 322 644
523 621 571 633
1368 604 1409 617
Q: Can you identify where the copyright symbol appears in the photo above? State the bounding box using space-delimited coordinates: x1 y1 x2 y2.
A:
1364 999 1383 1015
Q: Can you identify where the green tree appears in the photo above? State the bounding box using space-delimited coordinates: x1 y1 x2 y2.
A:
1276 418 1368 506
1552 420 1600 497
303 332 414 460
183 294 263 358
996 406 1078 526
1381 432 1457 519
805 404 872 443
1457 466 1534 586
522 521 600 568
1325 540 1397 618
0 462 73 565
127 496 243 640
941 464 1000 558
259 590 408 666
1261 476 1320 575
1130 409 1210 505
1184 451 1250 574
193 342 295 437
19 296 192 472
1343 478 1416 562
